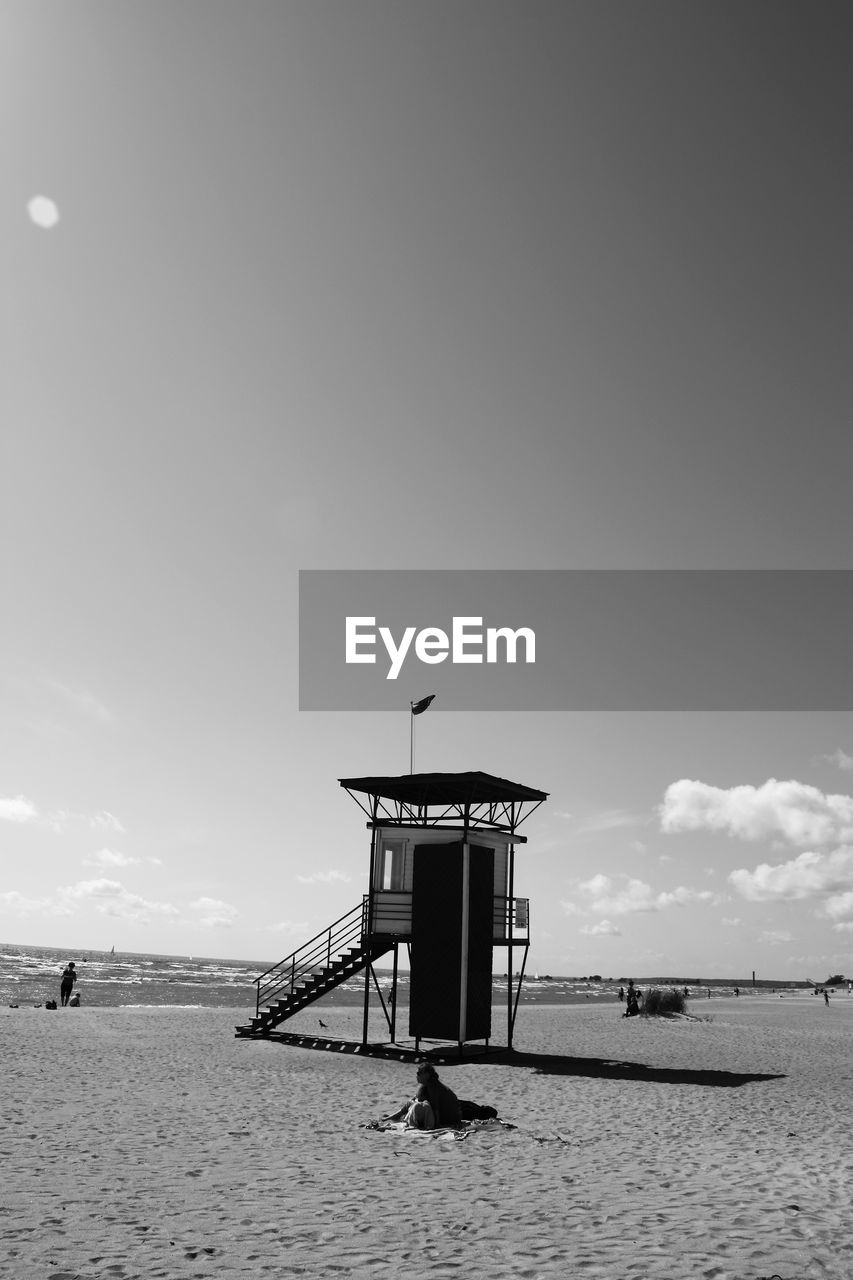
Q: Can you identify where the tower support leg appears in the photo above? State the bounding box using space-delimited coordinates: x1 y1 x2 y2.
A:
390 943 398 1043
362 961 370 1047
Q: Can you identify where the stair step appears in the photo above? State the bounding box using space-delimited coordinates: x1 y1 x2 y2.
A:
242 929 389 1034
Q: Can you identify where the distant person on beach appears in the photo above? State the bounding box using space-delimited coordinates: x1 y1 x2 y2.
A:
624 981 640 1017
69 991 81 1007
385 1064 463 1129
60 962 77 1006
824 989 830 1006
618 986 625 1002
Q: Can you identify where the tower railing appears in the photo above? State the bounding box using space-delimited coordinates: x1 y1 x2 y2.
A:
254 897 369 1016
253 893 529 1016
494 895 530 943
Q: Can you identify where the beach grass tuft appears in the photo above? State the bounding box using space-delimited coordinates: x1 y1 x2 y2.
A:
642 986 688 1017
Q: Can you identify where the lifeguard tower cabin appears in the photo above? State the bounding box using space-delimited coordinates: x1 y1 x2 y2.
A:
237 771 547 1056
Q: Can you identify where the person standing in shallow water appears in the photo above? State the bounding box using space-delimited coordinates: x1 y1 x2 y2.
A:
60 962 77 1006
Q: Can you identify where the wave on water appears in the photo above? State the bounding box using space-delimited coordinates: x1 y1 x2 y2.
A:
0 943 266 1011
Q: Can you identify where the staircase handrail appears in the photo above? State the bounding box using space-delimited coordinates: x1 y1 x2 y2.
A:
255 897 368 1015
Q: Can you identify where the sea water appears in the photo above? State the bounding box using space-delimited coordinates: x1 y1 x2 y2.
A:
0 943 266 1010
1 942 775 1011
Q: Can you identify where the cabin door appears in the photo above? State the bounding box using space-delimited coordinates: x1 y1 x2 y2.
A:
409 840 494 1042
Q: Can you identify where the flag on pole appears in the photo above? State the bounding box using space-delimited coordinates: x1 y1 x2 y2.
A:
411 694 435 716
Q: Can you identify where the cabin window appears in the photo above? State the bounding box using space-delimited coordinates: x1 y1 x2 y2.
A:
380 840 406 891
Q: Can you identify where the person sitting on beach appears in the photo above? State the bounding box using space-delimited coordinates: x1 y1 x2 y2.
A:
69 991 81 1007
60 962 77 1007
404 1085 436 1130
384 1077 435 1129
384 1064 463 1129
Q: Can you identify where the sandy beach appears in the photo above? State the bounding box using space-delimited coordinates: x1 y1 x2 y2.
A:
4 995 852 1279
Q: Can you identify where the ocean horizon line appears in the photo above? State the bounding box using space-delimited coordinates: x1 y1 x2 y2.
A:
1 939 827 989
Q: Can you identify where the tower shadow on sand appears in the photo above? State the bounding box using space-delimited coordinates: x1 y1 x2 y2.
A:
487 1049 784 1088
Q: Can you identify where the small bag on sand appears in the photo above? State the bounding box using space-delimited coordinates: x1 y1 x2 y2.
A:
460 1100 498 1121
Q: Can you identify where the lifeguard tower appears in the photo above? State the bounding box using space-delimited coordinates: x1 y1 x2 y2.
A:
236 771 547 1056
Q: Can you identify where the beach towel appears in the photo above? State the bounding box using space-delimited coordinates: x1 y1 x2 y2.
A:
362 1118 516 1142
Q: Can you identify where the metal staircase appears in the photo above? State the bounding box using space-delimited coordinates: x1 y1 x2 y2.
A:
235 897 389 1037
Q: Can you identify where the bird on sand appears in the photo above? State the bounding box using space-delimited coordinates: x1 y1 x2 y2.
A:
318 1019 328 1029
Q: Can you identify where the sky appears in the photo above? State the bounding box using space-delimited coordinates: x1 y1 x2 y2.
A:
2 1 852 980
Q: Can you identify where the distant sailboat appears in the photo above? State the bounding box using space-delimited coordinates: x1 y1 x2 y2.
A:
109 945 115 956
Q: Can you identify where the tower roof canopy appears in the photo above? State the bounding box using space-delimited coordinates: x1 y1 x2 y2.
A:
338 771 548 807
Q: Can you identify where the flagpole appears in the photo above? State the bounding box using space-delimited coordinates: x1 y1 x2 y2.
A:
409 695 435 774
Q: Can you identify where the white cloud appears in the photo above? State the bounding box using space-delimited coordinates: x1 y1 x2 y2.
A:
189 897 239 928
0 795 39 823
559 900 584 917
295 869 352 885
82 847 161 868
58 878 179 921
83 848 140 868
721 917 742 927
660 778 853 846
45 678 113 725
578 873 611 898
729 847 853 902
758 930 794 945
819 748 853 772
656 885 721 909
1 798 129 837
92 811 126 833
824 891 853 930
577 809 650 834
577 873 719 916
581 919 621 936
0 889 53 914
27 195 60 229
269 919 312 935
824 892 853 920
